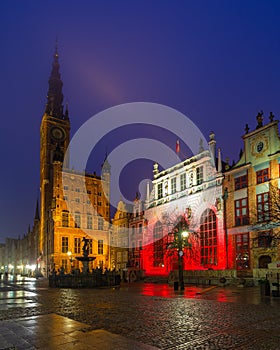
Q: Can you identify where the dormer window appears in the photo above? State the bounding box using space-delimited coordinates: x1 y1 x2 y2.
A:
171 177 176 194
196 166 203 185
157 183 163 199
180 173 186 191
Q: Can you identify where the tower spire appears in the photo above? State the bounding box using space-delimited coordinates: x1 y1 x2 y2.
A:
217 147 222 173
45 42 64 119
34 198 40 221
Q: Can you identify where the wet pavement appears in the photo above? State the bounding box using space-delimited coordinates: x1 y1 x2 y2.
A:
0 276 280 349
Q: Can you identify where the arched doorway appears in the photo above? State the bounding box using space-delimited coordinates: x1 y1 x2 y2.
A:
258 255 271 268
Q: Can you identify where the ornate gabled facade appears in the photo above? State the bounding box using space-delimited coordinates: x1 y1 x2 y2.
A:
141 134 225 277
110 200 130 272
128 193 145 272
39 47 111 276
223 112 280 277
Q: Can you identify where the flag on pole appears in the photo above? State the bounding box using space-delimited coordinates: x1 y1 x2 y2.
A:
176 139 180 154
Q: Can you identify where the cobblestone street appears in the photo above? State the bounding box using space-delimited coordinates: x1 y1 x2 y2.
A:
1 277 280 349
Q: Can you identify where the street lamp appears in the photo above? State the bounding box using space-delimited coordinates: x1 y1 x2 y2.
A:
168 212 192 291
177 230 189 290
67 251 74 273
223 187 229 269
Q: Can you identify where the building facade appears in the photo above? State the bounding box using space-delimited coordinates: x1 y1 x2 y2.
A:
38 47 111 276
0 202 39 277
128 194 145 274
110 200 130 272
1 48 280 283
140 134 226 277
224 112 280 278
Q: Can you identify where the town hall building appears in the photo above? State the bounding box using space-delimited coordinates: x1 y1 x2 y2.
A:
38 47 111 276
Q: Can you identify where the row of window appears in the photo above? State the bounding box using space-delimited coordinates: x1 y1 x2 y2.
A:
234 168 270 190
152 213 271 270
61 237 104 254
234 193 270 226
63 196 103 206
63 186 102 196
153 209 217 267
157 167 204 199
62 211 105 230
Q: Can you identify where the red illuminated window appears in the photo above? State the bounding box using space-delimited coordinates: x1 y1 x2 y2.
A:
256 168 269 184
257 192 270 222
234 175 247 190
153 221 164 267
200 209 217 266
236 233 249 270
235 198 249 226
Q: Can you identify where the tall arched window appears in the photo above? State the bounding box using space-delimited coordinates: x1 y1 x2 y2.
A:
200 209 217 266
153 221 164 267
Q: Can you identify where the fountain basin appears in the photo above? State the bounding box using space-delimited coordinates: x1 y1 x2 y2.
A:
75 256 96 275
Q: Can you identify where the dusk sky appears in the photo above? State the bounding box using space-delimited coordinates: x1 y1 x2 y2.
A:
1 0 280 242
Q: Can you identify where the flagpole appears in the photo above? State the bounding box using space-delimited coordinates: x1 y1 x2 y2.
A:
176 139 180 155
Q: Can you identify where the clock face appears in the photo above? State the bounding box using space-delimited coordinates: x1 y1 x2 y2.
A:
251 135 268 157
51 127 66 141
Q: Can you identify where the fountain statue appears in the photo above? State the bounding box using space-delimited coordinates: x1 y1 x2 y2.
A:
75 237 96 274
49 236 121 288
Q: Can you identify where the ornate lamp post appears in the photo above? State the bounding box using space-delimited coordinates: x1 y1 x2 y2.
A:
177 229 189 290
168 210 192 291
222 187 229 269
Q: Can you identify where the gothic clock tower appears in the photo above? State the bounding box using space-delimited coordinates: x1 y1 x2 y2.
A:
40 46 70 273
